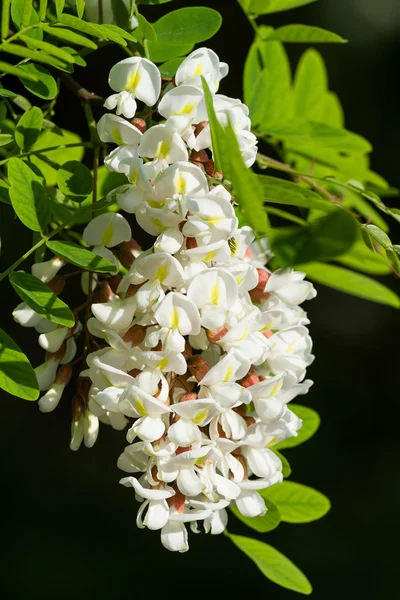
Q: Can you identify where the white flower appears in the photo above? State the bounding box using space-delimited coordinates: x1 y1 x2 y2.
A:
187 268 238 330
175 47 228 92
138 123 188 164
31 257 64 283
83 213 131 248
158 85 207 122
105 57 161 118
97 114 142 146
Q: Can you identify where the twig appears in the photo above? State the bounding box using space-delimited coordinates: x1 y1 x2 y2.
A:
58 72 104 105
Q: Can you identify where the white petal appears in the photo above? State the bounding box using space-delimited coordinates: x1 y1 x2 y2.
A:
161 520 189 553
120 476 175 499
83 213 131 248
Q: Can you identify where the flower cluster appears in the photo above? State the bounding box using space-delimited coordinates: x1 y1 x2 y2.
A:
12 48 316 552
85 49 316 551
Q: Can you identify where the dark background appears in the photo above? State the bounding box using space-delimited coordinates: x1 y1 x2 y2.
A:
1 1 399 598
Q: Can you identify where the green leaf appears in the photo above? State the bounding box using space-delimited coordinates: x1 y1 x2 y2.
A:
18 64 58 99
9 272 74 328
99 24 137 43
159 57 185 78
30 128 84 186
202 78 269 234
262 481 331 523
0 327 39 401
0 134 13 147
0 180 10 205
258 175 334 212
230 498 281 533
55 0 65 18
267 25 347 44
42 25 97 49
46 240 116 273
39 0 48 20
271 209 358 267
18 34 76 64
137 13 157 42
153 7 222 45
228 535 312 595
8 157 51 232
296 262 400 308
15 106 43 151
148 41 194 63
76 0 85 18
276 404 321 450
202 76 225 173
336 240 391 275
58 160 93 201
294 49 328 121
58 13 106 38
1 0 11 40
0 61 39 82
111 0 129 28
0 88 17 98
248 41 292 128
240 0 317 15
1 43 68 70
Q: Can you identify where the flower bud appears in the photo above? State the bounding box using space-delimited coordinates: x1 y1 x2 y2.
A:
179 393 198 403
123 324 147 346
185 237 198 250
262 329 273 339
187 355 211 382
191 149 209 164
131 117 147 133
241 373 260 388
206 326 228 344
194 121 208 137
205 160 215 178
91 281 114 304
84 410 99 448
46 275 65 296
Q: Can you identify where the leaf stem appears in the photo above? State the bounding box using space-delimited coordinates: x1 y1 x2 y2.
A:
0 142 93 166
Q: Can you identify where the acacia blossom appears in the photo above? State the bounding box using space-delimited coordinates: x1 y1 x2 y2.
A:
12 47 316 551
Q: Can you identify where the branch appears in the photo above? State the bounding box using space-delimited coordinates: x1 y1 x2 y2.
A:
58 72 104 105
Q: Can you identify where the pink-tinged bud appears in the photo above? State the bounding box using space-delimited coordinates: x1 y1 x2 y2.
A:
205 160 215 177
46 275 65 296
176 446 191 455
187 355 211 382
168 489 186 514
245 416 256 426
250 287 271 304
256 268 270 291
241 373 260 388
179 393 198 403
262 329 273 339
258 375 267 381
232 447 242 456
55 365 72 386
234 404 247 417
123 324 147 346
186 237 198 250
214 171 223 180
92 281 113 304
131 117 146 134
151 341 162 352
206 326 228 344
194 120 208 137
109 274 123 293
191 149 209 164
72 393 85 421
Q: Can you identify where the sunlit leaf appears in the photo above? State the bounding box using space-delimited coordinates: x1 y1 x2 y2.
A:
228 534 312 595
8 157 51 232
9 272 74 328
0 327 39 401
262 481 331 523
15 106 43 151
